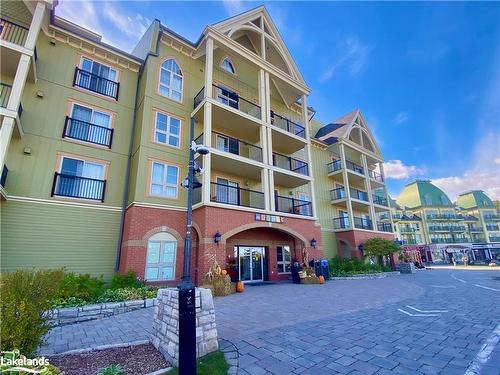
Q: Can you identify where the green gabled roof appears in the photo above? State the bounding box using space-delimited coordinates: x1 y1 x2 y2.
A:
388 196 401 209
396 180 453 209
457 190 494 209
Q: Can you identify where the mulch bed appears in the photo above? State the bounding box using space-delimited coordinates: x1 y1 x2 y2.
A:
48 343 170 375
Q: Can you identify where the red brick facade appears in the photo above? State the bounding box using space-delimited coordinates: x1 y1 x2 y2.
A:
335 230 396 260
119 204 323 285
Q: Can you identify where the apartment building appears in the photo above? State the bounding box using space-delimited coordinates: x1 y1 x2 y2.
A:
393 181 500 263
1 2 394 283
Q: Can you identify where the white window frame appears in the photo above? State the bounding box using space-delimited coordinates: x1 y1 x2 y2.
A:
220 56 236 75
80 57 117 81
150 161 179 199
158 59 183 102
276 245 291 274
59 156 105 179
154 112 181 148
145 233 177 281
70 103 112 129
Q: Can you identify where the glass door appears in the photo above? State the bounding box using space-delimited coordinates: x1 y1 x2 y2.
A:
237 246 265 282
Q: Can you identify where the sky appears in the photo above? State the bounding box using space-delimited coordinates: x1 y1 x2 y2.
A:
56 0 500 201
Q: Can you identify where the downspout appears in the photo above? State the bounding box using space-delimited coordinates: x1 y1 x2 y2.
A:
115 23 162 271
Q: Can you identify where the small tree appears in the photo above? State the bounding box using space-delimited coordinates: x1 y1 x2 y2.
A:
363 238 401 266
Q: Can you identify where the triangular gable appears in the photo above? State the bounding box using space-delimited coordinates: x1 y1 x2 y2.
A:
211 6 305 84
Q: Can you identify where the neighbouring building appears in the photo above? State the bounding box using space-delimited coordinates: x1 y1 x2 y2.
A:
392 181 500 264
1 2 394 283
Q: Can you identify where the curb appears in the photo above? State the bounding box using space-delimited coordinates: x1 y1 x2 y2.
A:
47 339 151 356
330 271 401 280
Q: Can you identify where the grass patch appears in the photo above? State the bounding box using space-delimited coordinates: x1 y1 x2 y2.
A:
167 351 229 375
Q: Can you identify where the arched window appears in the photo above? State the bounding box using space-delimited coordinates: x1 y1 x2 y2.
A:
145 232 177 281
159 59 183 102
220 57 236 74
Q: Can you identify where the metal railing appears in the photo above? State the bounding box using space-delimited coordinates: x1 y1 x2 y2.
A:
270 111 305 138
486 224 500 231
368 170 384 182
275 195 312 216
333 217 350 230
468 226 484 232
212 84 261 119
73 68 120 100
431 237 469 244
489 236 500 242
0 18 29 46
51 172 106 202
212 132 262 162
428 225 451 232
330 187 346 201
350 187 369 202
210 182 264 209
193 87 204 108
272 152 309 176
450 226 466 232
470 235 486 243
346 160 364 175
400 227 417 233
327 160 342 174
354 216 373 230
484 214 500 221
377 222 393 232
0 165 8 188
372 195 388 206
426 214 464 221
63 116 114 148
0 83 12 108
402 238 418 245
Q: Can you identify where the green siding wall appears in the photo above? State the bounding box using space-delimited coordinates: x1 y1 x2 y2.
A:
1 200 121 279
321 230 338 259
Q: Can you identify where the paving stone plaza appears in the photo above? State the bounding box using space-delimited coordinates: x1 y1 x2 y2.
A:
41 269 500 374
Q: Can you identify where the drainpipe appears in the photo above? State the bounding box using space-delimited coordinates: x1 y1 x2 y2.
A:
115 22 162 271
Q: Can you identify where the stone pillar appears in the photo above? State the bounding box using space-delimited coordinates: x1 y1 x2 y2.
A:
151 288 218 367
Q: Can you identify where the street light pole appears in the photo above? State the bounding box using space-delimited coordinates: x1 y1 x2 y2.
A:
178 117 197 375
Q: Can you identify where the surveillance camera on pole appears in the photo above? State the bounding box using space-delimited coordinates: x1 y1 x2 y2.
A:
191 141 210 155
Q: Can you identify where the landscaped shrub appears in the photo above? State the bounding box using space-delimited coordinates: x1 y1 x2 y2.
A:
57 272 104 300
52 296 88 308
329 256 390 276
109 271 143 290
95 287 158 303
0 269 65 355
97 364 126 375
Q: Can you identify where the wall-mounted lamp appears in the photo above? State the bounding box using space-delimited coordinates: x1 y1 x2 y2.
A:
214 231 221 244
310 238 317 248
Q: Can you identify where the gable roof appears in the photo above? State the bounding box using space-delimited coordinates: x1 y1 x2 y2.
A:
314 109 359 145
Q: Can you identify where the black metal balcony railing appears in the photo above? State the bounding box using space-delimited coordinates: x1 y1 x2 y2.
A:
431 237 469 244
377 222 393 233
426 214 464 221
350 187 369 202
484 214 500 221
327 160 342 174
210 182 264 209
400 227 417 233
272 152 309 176
486 224 500 231
428 225 451 232
0 18 29 46
489 236 500 242
0 83 12 108
51 172 106 202
270 111 306 139
354 216 373 230
333 217 350 230
193 87 204 108
450 226 466 232
346 160 364 175
368 170 384 182
212 132 263 162
73 68 120 100
0 165 8 188
275 195 312 216
212 84 261 119
372 195 388 206
330 187 346 201
468 226 484 232
63 116 114 148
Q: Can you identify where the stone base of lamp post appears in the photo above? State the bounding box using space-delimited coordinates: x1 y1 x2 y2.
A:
151 288 219 367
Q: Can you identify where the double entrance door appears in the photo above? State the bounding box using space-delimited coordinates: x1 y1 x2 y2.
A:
236 246 265 282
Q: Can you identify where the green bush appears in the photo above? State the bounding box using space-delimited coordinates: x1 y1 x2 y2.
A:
0 269 65 355
95 287 158 303
97 364 126 375
52 296 88 308
109 271 143 290
57 273 104 300
329 256 389 276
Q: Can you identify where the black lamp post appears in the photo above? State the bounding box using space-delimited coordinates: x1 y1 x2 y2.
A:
179 117 209 375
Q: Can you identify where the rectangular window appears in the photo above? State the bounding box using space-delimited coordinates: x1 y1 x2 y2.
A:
216 85 239 109
76 57 119 99
66 104 112 146
216 177 239 205
154 112 181 148
216 134 239 155
150 161 179 198
276 245 291 274
145 241 176 281
81 57 117 81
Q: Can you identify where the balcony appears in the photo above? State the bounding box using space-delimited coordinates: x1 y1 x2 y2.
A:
73 67 120 100
428 225 451 232
210 182 264 210
0 164 7 188
400 227 418 233
270 111 305 139
368 170 384 183
0 19 37 81
272 152 308 176
330 187 346 201
275 195 312 217
0 18 29 47
0 82 23 136
431 237 469 244
350 187 369 202
51 172 106 202
63 116 114 148
426 214 464 221
372 195 388 206
449 225 466 232
402 239 417 245
333 217 350 230
346 160 364 175
468 225 484 232
470 235 486 243
354 216 373 230
486 224 500 231
327 160 342 174
377 222 393 233
484 214 500 222
489 236 500 242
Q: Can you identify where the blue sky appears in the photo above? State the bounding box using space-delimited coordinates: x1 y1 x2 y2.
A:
57 1 500 201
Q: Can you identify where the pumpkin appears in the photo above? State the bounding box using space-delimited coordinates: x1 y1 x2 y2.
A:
221 270 228 276
236 281 244 293
319 275 325 284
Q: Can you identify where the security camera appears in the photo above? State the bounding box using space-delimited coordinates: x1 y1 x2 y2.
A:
181 178 189 188
191 141 210 155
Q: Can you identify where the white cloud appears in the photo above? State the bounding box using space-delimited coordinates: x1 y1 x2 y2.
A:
319 36 371 82
102 3 151 38
222 0 244 16
393 112 408 125
383 160 425 180
56 0 102 36
495 157 500 165
432 172 500 202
